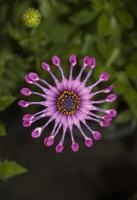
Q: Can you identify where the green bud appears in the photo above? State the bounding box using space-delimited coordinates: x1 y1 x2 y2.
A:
22 8 41 28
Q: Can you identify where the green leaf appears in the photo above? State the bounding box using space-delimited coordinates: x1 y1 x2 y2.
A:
115 9 134 29
0 59 4 77
0 160 27 180
115 72 137 120
111 0 124 8
91 0 104 11
0 95 16 111
52 1 70 15
126 64 137 80
106 48 120 66
39 0 52 18
130 52 137 63
46 22 75 44
97 12 111 35
115 110 132 124
0 123 6 136
96 37 113 58
130 32 137 47
70 10 97 25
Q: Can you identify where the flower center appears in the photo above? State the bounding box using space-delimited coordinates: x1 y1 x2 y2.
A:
57 90 80 115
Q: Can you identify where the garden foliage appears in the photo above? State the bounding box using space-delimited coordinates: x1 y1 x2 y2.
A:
0 0 137 179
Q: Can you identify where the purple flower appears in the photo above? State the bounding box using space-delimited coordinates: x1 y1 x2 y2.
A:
18 55 117 153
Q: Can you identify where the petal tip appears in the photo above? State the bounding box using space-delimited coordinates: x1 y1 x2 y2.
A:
20 88 31 96
45 136 54 147
93 131 102 141
42 62 51 71
55 144 64 153
100 72 110 81
69 54 77 66
85 138 93 147
52 56 60 66
18 100 28 107
71 143 79 152
31 127 42 138
90 57 96 69
83 56 91 67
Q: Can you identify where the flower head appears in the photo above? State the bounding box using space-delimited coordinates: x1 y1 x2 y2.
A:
22 8 41 28
18 55 117 153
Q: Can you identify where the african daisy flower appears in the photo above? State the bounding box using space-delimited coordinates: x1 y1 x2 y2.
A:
18 55 117 153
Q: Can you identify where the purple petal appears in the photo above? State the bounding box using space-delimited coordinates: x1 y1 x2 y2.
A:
20 88 31 96
25 74 33 84
22 114 34 121
85 138 93 147
90 57 96 69
18 100 29 107
107 94 117 102
71 143 79 152
31 127 42 138
104 84 114 93
44 136 54 147
83 56 91 66
23 120 32 127
108 109 117 117
93 131 101 141
29 72 39 82
52 55 60 66
69 54 77 66
42 62 51 71
100 72 109 81
55 144 64 153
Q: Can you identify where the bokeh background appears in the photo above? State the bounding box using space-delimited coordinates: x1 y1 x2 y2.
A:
0 0 137 199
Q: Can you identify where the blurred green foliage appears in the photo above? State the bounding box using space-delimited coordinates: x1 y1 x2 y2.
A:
0 0 137 178
0 122 6 136
0 160 27 180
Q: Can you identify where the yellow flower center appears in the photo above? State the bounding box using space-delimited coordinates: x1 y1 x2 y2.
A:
57 90 80 115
